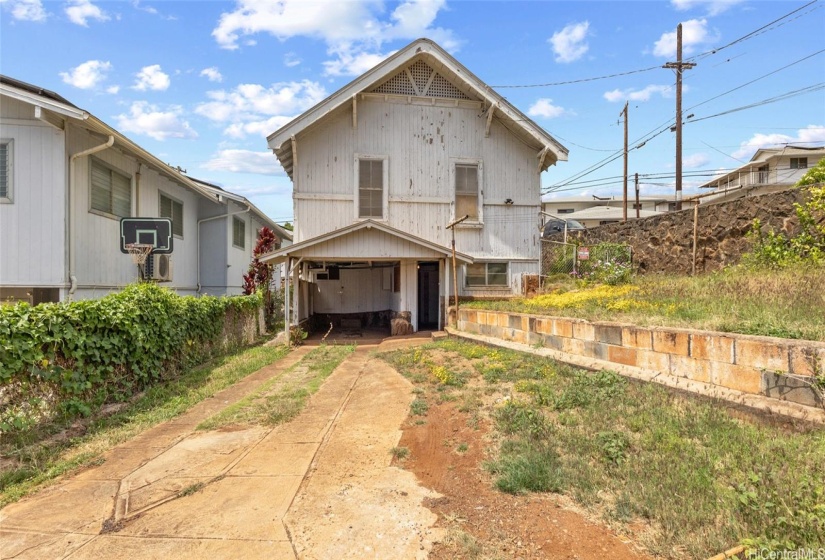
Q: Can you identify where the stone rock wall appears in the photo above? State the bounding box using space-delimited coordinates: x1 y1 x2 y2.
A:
546 187 810 274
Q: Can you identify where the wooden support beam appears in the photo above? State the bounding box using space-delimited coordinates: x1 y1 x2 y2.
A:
485 104 496 138
421 69 436 96
537 146 549 172
34 106 64 130
405 68 421 96
352 95 357 129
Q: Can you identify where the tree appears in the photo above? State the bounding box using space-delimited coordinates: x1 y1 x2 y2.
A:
243 227 280 325
281 222 294 231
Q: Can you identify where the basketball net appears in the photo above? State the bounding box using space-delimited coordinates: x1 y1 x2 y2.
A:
125 243 154 281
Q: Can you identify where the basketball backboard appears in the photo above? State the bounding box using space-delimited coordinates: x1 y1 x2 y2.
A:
120 217 173 255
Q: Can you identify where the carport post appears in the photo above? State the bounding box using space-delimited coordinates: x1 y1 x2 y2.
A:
446 215 469 326
284 257 290 347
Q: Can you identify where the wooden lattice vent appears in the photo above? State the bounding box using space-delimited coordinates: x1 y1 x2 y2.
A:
371 60 470 100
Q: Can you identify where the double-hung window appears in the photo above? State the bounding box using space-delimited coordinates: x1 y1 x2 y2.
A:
159 193 184 237
466 262 508 287
356 156 387 219
0 139 13 203
90 158 131 218
453 159 482 223
233 216 246 249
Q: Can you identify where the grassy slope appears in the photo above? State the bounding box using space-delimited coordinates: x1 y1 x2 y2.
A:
465 267 825 341
381 339 825 559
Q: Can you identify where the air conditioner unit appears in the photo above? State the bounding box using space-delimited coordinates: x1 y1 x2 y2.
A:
151 254 173 282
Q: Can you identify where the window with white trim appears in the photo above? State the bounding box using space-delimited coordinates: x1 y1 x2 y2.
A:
790 157 808 169
233 216 246 249
0 139 12 202
159 193 184 237
466 262 508 287
356 156 386 219
90 157 131 218
455 163 480 221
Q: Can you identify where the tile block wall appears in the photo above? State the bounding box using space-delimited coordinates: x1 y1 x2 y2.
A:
457 310 825 409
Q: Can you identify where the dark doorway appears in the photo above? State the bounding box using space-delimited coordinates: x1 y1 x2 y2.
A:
417 261 439 330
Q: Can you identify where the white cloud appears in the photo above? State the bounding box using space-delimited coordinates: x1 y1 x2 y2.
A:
202 149 284 175
106 85 120 94
284 52 301 67
131 0 175 19
683 153 710 169
671 0 744 16
603 84 672 102
59 60 111 89
653 18 718 58
322 46 395 77
133 64 171 91
200 67 223 83
2 0 47 22
731 125 825 160
211 0 457 77
549 21 590 63
527 98 570 119
195 80 326 138
65 0 108 26
115 101 197 141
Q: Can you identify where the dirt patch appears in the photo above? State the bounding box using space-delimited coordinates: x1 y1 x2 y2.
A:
394 399 650 560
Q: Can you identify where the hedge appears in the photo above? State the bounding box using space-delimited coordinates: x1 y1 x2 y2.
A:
0 284 262 431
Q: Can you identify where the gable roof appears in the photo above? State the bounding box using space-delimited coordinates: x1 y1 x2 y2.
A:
699 145 825 189
260 219 473 265
267 38 568 179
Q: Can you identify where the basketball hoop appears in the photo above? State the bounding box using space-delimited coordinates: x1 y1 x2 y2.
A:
125 243 154 267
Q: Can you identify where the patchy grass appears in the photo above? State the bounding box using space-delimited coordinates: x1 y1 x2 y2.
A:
0 344 291 507
380 338 825 559
465 266 825 341
390 446 410 460
197 344 354 430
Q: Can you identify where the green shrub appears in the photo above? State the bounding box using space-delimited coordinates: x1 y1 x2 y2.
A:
0 284 261 432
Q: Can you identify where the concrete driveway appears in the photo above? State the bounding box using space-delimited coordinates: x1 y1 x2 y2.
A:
0 339 441 559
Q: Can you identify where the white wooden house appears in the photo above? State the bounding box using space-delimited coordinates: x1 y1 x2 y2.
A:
0 75 291 304
262 39 568 333
696 146 824 204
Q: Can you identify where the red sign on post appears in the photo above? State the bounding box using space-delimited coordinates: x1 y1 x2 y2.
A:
577 246 590 261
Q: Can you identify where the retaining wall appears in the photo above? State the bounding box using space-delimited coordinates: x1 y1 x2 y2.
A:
457 308 824 410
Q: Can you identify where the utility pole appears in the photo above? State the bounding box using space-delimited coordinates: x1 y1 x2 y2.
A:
621 101 628 222
664 23 695 211
634 173 640 219
446 214 469 326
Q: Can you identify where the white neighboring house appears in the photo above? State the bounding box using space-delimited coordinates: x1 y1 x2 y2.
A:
0 75 291 305
696 146 824 204
261 38 568 333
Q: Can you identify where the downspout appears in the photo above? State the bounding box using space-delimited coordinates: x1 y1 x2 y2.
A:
196 203 251 293
68 135 115 297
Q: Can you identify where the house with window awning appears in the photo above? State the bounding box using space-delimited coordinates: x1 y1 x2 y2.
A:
262 38 568 334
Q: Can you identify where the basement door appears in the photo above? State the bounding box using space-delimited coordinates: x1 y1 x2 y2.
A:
417 261 440 331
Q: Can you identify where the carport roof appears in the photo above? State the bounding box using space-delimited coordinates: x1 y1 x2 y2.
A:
260 220 473 265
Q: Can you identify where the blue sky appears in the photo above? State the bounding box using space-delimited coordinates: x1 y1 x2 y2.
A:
1 0 823 222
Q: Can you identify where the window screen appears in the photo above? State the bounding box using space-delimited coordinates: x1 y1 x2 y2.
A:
91 158 131 217
233 216 246 249
455 164 479 220
358 159 384 218
160 194 184 237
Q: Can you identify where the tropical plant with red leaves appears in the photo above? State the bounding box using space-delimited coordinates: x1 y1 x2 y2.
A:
243 227 281 326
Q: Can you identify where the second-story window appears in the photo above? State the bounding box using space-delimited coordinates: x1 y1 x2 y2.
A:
356 156 386 219
790 157 808 169
455 164 478 221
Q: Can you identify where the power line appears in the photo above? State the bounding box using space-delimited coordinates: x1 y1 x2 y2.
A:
688 83 825 124
491 65 661 89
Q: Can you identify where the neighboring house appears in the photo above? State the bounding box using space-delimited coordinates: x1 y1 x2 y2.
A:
541 193 704 228
0 75 291 305
261 38 568 333
189 177 292 296
696 146 825 204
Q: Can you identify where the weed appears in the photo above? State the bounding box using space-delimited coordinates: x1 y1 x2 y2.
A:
410 398 429 416
456 442 469 453
596 431 630 466
390 446 410 460
486 440 565 494
178 482 205 497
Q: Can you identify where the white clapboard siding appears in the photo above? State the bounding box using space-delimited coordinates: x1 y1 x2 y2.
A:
293 96 542 267
289 227 446 261
0 116 66 287
311 267 392 314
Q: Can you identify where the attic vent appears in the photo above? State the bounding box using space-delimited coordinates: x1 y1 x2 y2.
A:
409 60 431 92
373 71 417 96
371 61 471 100
427 72 469 99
